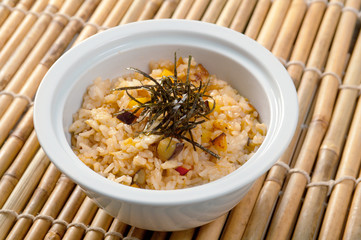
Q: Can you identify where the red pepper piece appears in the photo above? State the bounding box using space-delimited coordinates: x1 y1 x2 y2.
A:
175 166 189 176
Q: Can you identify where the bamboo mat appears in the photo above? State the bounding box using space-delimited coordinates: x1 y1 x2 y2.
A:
0 0 361 239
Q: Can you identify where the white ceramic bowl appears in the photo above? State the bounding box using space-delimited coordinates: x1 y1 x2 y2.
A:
34 19 298 231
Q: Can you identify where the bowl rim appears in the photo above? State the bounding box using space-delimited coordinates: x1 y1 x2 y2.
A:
34 19 298 206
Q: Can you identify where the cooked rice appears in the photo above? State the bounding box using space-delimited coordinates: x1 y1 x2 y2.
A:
69 57 267 190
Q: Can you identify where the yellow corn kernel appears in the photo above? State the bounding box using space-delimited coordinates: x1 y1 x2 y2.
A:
127 97 150 117
131 183 140 188
208 99 221 113
161 69 173 77
127 97 149 108
123 138 135 146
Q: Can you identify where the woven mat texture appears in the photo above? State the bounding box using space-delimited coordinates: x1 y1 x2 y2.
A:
0 0 361 239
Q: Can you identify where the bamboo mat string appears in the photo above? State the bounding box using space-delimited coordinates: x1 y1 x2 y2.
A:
83 208 113 239
285 0 327 87
62 197 99 239
104 219 128 240
0 90 33 106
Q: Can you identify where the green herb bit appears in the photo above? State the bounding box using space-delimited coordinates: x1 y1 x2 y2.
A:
113 55 220 159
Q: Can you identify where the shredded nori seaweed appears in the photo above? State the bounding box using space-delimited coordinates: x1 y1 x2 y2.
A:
113 54 220 159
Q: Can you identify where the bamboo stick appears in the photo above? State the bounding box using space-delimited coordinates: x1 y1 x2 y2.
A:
71 0 116 46
242 1 345 239
343 150 361 239
244 0 271 39
0 0 64 121
151 231 169 240
185 0 209 20
200 0 226 23
102 0 132 27
119 0 146 24
169 228 195 240
286 0 327 87
289 89 318 169
0 0 48 68
5 164 61 240
0 0 36 50
138 0 163 21
0 149 50 239
0 0 99 148
171 0 193 19
83 209 113 240
104 218 129 240
271 0 307 61
215 0 241 27
0 0 20 26
126 227 148 239
0 0 65 90
229 0 257 33
22 175 75 239
318 77 361 239
0 131 39 208
293 19 361 240
256 0 291 50
267 1 361 239
195 213 228 240
220 174 266 240
154 0 180 19
44 185 86 240
62 197 99 240
0 106 34 177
